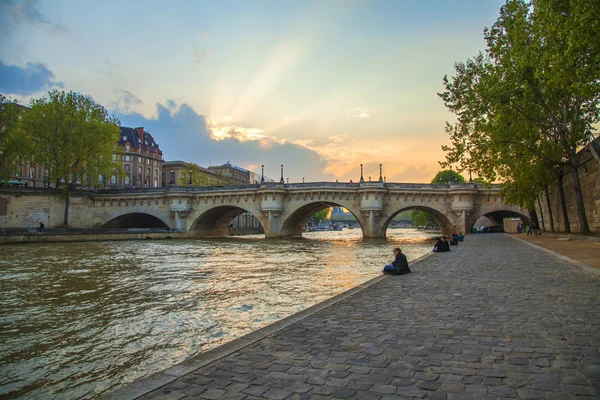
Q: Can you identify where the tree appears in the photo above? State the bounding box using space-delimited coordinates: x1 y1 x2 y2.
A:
431 170 466 185
178 163 226 186
312 208 331 222
21 90 121 226
439 0 600 233
0 94 30 184
410 210 436 228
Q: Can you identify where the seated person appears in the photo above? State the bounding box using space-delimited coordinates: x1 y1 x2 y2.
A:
433 236 450 252
458 232 464 241
383 247 411 275
449 236 459 246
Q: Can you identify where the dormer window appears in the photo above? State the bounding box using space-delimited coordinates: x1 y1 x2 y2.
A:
125 145 130 152
122 136 127 141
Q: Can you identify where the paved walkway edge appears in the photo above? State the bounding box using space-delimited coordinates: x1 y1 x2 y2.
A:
508 233 600 278
100 251 434 400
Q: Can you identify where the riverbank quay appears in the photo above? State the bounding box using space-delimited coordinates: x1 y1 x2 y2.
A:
103 234 600 400
0 228 182 244
513 232 600 272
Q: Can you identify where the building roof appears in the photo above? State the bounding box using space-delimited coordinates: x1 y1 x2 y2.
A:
119 126 163 157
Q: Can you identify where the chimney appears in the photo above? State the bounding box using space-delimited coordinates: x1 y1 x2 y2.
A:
135 127 144 142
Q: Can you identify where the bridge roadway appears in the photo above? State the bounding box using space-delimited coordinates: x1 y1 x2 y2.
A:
104 234 600 399
67 181 527 238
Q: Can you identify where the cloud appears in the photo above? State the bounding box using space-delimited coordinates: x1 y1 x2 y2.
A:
328 134 348 143
111 89 143 113
115 101 332 181
0 60 63 95
345 108 371 118
192 47 212 66
0 0 68 34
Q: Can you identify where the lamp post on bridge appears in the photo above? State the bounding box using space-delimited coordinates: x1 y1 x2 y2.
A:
261 165 265 183
280 165 284 184
189 169 192 185
379 164 383 183
359 164 364 183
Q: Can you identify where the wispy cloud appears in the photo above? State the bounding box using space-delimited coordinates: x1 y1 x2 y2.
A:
345 108 371 118
1 0 68 34
111 89 143 113
0 60 63 96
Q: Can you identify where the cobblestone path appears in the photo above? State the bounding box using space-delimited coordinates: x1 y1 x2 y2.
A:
135 234 600 399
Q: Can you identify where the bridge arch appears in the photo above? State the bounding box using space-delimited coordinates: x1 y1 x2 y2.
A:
380 206 453 237
279 201 363 238
468 209 531 232
102 212 170 229
189 205 264 237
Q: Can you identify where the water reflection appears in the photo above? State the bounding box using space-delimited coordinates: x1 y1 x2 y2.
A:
0 229 436 399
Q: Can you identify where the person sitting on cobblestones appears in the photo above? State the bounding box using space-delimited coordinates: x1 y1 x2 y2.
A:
433 236 450 252
383 248 411 275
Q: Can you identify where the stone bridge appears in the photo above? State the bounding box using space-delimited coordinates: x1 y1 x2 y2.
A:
1 182 529 238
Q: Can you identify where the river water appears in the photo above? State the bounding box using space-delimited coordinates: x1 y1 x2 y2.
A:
0 228 436 399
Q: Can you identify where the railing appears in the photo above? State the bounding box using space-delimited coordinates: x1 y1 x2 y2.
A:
0 182 503 196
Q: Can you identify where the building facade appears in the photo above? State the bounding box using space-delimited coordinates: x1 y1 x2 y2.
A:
207 162 250 184
114 127 164 188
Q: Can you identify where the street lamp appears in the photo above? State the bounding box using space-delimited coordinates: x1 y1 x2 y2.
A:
170 169 174 185
359 164 364 183
189 169 192 185
280 164 284 184
379 164 383 182
261 164 265 183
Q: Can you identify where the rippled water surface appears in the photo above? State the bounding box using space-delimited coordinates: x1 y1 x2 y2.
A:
0 229 436 399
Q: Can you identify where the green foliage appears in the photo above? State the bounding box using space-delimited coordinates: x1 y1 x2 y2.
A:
21 90 121 225
410 210 436 227
22 90 121 190
439 0 599 233
312 208 331 222
0 94 30 183
178 163 225 186
431 170 466 184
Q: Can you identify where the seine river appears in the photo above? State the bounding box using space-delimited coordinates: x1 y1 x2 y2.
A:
0 229 436 399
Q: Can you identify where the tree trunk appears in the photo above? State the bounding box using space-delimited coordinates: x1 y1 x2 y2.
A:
567 162 591 234
528 208 539 228
555 170 570 233
536 194 546 231
545 188 555 232
63 188 70 227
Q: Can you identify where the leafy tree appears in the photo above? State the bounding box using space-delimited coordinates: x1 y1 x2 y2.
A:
312 208 331 222
0 94 30 184
431 170 466 185
178 163 226 186
410 210 436 227
22 90 121 226
439 0 599 233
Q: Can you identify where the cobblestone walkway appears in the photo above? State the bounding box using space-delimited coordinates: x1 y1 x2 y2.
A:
133 234 600 399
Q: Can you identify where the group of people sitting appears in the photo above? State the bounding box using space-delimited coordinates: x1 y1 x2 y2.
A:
433 232 464 252
382 232 466 276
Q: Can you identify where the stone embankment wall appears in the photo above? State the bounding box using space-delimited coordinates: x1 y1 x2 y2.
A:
535 141 600 233
0 190 95 229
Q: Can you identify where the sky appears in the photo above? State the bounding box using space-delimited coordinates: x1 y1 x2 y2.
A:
0 0 506 183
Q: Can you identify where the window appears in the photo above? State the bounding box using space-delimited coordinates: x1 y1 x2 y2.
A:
122 135 127 141
138 166 142 174
125 165 130 172
124 175 130 186
111 175 117 185
112 154 117 160
125 155 130 161
125 145 130 152
155 169 158 176
139 157 142 163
